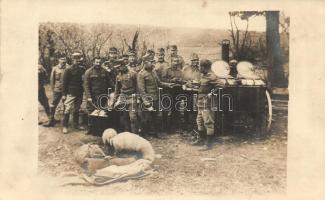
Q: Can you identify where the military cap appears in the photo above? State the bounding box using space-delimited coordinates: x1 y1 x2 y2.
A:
71 52 82 59
190 53 199 61
127 50 136 56
229 59 238 64
158 48 165 53
147 49 155 55
113 58 125 67
170 45 177 50
109 47 118 53
142 53 155 62
200 59 212 69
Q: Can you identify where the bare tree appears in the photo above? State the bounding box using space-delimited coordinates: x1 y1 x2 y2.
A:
39 23 114 67
228 11 288 88
228 11 263 61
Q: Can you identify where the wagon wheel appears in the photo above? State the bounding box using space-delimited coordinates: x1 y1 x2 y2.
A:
265 90 273 131
260 89 273 136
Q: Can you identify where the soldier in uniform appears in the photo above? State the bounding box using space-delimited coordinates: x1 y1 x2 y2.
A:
44 54 68 127
102 47 119 89
192 59 224 150
38 64 50 124
154 48 169 79
137 49 155 73
182 53 201 131
162 56 184 131
127 50 142 73
62 52 86 134
137 54 173 137
166 45 185 70
146 49 155 61
183 53 201 81
84 57 113 134
153 48 170 132
113 58 138 134
126 50 143 132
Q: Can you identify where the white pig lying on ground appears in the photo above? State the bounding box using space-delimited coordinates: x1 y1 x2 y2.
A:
102 128 155 162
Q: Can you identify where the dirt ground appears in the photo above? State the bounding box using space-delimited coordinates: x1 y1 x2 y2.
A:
38 87 287 195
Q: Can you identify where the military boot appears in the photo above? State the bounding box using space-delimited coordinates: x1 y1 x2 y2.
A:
62 114 70 134
73 112 85 130
199 135 214 151
72 112 79 129
44 104 51 118
43 107 56 127
166 114 172 133
154 120 166 139
191 130 205 146
79 111 88 128
86 117 93 135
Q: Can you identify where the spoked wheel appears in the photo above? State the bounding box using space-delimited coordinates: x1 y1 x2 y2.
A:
259 89 273 136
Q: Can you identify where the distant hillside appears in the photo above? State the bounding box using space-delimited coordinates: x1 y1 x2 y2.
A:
104 24 231 48
40 22 265 63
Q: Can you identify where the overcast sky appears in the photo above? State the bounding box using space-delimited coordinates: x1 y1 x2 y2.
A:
38 0 268 32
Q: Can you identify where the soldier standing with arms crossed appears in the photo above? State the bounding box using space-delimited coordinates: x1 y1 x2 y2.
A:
61 52 86 134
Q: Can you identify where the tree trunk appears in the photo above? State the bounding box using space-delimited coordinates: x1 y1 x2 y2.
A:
266 11 288 88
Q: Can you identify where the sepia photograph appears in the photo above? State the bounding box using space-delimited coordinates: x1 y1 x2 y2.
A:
1 0 325 199
37 11 288 194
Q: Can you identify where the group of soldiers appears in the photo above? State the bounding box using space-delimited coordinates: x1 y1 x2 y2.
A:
39 45 224 150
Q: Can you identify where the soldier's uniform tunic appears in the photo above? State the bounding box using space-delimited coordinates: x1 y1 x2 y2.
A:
84 66 113 133
182 64 201 130
127 63 143 73
162 67 184 129
62 64 86 127
196 72 223 135
49 64 67 113
182 64 201 81
154 61 170 131
84 66 113 112
114 69 138 133
154 61 169 80
127 62 143 130
102 59 118 90
137 68 170 135
166 55 185 70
